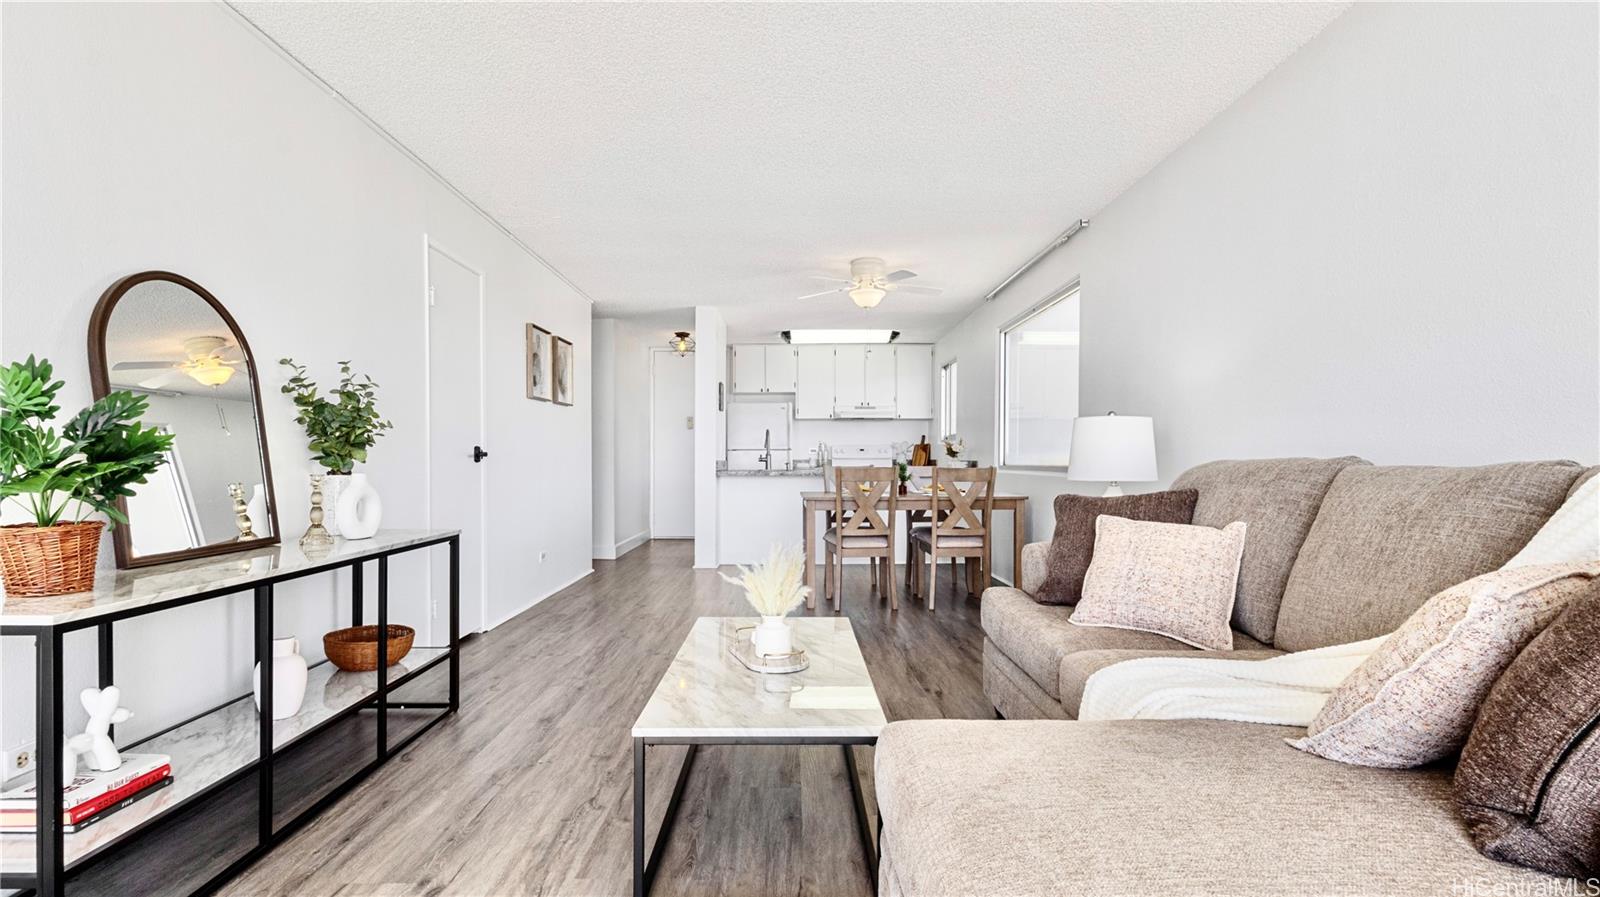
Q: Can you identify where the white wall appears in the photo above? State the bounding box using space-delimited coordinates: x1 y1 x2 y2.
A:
1 3 592 756
692 307 727 567
937 2 1599 585
591 317 652 558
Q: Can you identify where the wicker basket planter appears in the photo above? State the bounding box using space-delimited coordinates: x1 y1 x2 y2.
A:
323 624 415 672
0 521 105 597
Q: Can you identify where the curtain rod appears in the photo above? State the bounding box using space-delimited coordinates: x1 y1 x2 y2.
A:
982 218 1090 302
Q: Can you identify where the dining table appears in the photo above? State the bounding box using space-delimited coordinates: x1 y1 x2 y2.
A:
799 489 1030 609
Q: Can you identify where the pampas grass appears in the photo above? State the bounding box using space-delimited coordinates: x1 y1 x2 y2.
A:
720 544 811 617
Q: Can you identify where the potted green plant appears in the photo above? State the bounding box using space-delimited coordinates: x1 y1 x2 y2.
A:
0 356 174 595
279 359 392 538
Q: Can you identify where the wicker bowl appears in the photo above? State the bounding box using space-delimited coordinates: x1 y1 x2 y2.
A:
323 624 415 672
0 521 104 597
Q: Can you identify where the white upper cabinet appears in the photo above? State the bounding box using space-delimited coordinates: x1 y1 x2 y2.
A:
794 346 835 418
895 345 935 419
833 346 866 410
764 345 797 393
731 344 799 393
863 347 897 408
731 345 766 393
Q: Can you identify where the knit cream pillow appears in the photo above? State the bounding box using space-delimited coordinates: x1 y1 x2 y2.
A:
1071 516 1248 651
1291 562 1600 768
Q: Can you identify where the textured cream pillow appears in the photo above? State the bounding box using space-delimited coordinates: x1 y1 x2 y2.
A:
1290 562 1600 768
1071 516 1248 651
1503 475 1598 568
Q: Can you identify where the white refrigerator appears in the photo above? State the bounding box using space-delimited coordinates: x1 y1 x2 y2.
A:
726 402 792 470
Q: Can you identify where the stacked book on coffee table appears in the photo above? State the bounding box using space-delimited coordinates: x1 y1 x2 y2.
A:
0 754 172 834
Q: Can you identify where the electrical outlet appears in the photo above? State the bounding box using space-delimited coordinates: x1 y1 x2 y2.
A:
4 743 36 781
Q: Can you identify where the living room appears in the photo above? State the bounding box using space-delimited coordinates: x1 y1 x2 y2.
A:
1 2 1596 896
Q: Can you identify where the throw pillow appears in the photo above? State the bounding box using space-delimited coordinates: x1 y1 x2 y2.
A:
1071 516 1247 651
1035 490 1198 605
1455 579 1600 879
1290 562 1600 768
1503 473 1599 568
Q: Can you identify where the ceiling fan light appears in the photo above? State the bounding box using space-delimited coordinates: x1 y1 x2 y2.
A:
849 286 887 309
184 359 235 387
668 331 696 356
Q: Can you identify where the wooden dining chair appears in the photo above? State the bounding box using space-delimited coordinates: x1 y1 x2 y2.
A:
824 465 899 613
909 466 995 611
901 465 935 565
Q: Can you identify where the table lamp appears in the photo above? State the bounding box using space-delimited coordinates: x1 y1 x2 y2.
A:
1066 413 1157 497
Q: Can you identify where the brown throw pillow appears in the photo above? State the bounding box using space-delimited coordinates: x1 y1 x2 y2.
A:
1455 579 1600 878
1035 490 1198 604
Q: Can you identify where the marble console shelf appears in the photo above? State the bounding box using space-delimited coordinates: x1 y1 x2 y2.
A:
0 529 458 628
0 648 449 874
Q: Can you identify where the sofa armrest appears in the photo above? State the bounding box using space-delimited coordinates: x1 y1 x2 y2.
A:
1018 541 1049 595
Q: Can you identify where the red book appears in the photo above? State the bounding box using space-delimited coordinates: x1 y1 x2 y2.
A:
0 763 170 826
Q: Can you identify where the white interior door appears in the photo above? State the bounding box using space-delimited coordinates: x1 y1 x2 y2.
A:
427 243 486 636
651 349 695 539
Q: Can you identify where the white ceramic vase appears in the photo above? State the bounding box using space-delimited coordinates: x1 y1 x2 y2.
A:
253 636 308 720
245 483 269 537
334 472 382 540
751 616 793 657
318 473 349 536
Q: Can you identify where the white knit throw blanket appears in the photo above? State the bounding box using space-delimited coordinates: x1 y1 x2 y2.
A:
1077 635 1389 726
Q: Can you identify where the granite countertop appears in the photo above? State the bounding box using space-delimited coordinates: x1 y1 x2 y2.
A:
717 467 826 478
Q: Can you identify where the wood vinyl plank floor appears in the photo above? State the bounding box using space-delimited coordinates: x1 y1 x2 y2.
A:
219 539 993 897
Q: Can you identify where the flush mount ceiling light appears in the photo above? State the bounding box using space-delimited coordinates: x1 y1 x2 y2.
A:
667 331 696 355
847 285 887 309
782 329 900 345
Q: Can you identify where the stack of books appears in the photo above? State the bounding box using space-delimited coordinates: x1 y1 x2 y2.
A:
0 754 172 834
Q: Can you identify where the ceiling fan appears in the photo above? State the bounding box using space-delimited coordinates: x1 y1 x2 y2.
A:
113 335 245 388
796 257 944 309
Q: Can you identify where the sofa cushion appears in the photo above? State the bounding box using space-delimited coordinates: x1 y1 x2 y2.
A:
1173 456 1367 644
1018 541 1048 594
1035 489 1198 605
1456 578 1600 878
1072 518 1248 650
1506 472 1599 568
1572 466 1600 500
1274 461 1584 652
874 718 1570 897
1057 646 1284 718
1292 563 1598 768
981 587 1268 699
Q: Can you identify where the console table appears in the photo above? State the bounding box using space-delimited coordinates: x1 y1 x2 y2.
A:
0 529 460 897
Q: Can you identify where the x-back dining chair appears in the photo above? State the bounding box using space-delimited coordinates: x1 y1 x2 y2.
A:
824 465 899 612
909 466 996 611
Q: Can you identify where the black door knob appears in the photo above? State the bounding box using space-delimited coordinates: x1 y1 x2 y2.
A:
473 445 489 463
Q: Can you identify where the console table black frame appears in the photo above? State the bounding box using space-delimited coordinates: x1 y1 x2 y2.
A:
0 532 460 897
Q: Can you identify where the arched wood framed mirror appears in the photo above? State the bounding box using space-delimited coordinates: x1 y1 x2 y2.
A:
88 271 280 568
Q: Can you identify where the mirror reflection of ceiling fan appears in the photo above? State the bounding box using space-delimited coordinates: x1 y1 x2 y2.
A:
796 257 945 309
113 335 244 388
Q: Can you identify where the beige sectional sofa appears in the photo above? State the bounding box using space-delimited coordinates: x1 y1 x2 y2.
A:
875 458 1596 896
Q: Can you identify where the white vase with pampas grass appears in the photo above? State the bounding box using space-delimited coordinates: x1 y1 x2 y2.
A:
721 544 811 657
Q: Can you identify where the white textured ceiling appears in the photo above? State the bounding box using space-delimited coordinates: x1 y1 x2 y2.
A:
234 2 1346 341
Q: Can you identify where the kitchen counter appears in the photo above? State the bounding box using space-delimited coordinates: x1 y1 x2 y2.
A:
717 467 825 478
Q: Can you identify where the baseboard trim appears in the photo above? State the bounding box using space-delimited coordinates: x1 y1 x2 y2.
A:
615 530 650 558
486 567 594 631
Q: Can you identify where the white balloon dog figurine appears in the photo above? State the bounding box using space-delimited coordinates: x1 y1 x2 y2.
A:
63 687 132 787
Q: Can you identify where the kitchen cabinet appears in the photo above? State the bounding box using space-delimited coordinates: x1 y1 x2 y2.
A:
864 347 897 408
764 345 797 392
731 344 798 393
895 345 934 419
794 346 835 418
833 346 866 410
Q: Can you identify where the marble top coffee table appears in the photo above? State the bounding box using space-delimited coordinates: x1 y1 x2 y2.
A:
631 616 887 897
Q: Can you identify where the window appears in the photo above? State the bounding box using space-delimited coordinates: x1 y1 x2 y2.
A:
939 360 958 439
999 285 1080 467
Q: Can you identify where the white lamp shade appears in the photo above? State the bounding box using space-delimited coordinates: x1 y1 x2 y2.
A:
1066 415 1157 483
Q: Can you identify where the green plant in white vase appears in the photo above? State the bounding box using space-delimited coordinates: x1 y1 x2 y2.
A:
280 359 392 538
721 544 811 657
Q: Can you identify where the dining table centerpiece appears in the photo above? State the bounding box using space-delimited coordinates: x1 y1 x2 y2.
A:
721 544 811 657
